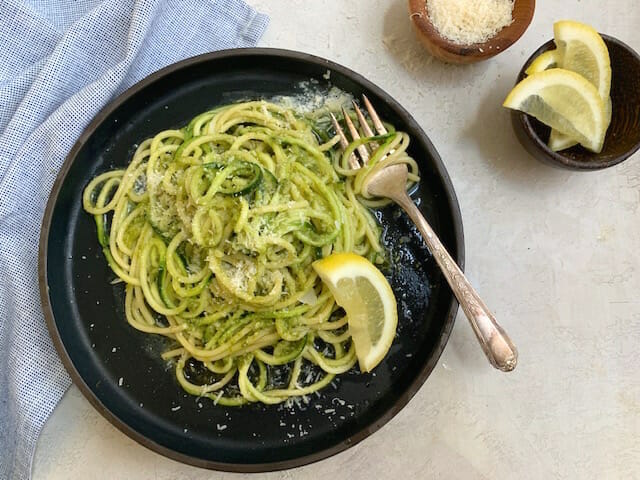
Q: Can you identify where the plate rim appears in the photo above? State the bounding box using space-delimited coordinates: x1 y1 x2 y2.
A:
38 47 465 472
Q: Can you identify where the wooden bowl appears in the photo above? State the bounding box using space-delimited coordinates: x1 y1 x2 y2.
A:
408 0 535 64
512 35 640 171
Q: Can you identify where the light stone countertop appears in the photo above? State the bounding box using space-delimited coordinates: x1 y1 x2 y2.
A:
33 1 640 478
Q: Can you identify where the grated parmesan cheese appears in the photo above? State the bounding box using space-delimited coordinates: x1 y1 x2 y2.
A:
426 0 514 46
226 258 256 291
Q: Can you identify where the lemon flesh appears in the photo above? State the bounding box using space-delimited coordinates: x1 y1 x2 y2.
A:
548 129 578 151
549 96 612 151
504 68 607 153
313 253 397 373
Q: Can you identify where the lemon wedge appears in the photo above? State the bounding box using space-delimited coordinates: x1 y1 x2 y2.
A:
526 50 561 75
520 21 612 152
554 20 611 100
313 253 397 372
543 20 612 151
504 68 607 153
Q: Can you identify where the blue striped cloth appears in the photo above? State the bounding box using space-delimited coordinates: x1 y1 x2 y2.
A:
0 1 267 478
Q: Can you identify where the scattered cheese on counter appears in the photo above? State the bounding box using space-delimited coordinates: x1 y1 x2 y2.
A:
426 0 514 46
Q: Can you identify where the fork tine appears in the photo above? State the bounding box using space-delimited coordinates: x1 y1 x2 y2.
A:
352 100 380 152
362 95 388 135
342 107 370 163
330 112 349 149
330 112 360 169
352 100 375 137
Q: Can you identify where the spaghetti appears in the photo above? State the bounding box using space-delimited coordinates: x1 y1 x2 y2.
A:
83 100 419 405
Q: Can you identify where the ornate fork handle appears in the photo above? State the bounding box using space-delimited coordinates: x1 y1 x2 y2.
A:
393 190 518 372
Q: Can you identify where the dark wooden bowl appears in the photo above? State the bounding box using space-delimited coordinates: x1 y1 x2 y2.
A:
512 35 640 171
408 0 535 64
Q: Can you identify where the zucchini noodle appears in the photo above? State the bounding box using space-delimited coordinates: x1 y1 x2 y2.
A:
83 100 419 406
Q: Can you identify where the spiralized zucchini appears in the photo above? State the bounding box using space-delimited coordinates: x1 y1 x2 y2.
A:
83 100 419 405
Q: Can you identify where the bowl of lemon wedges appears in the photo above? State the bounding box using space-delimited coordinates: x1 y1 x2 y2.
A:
505 20 640 170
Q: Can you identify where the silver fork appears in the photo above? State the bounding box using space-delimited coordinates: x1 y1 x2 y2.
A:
332 96 518 372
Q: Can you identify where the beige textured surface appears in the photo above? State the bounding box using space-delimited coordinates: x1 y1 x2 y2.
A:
33 1 640 478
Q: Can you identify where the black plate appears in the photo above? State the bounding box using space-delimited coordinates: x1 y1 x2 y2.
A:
39 48 463 471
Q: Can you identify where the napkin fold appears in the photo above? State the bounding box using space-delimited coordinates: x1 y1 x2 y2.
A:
0 1 267 478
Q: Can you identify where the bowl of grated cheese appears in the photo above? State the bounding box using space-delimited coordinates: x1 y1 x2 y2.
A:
408 0 535 64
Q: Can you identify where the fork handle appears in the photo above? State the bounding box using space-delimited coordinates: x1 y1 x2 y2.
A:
393 192 518 372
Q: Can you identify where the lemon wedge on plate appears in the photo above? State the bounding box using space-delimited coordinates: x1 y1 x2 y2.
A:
504 68 607 153
313 252 397 373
